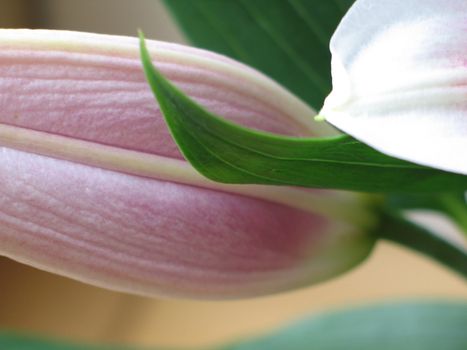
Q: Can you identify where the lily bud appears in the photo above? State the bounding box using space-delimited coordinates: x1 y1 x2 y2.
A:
321 0 467 175
0 29 373 299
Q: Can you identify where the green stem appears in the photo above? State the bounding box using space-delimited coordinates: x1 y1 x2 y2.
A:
438 194 467 235
375 210 467 278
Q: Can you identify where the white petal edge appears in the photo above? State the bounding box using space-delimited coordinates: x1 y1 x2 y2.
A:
321 0 467 175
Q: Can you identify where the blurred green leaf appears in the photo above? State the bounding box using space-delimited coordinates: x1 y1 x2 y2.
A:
164 0 354 110
0 333 126 350
2 301 466 350
225 301 467 350
139 35 467 193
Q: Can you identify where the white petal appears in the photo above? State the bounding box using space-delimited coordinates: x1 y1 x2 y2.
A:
321 0 467 174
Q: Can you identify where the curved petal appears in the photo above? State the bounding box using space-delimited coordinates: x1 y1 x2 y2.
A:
0 28 331 159
0 29 372 298
0 149 372 299
321 0 467 174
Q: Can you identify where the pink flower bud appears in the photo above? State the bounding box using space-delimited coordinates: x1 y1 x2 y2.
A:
0 29 373 299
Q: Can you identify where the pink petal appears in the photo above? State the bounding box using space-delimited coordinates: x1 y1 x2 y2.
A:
0 29 372 298
0 29 332 159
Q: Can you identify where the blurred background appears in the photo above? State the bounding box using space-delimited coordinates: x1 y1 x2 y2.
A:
0 0 465 348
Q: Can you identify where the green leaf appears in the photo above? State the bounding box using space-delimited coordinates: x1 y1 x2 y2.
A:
0 333 128 350
139 34 467 193
164 0 355 110
3 301 465 350
225 301 467 350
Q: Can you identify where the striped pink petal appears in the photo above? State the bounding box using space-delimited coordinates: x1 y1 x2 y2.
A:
0 29 373 299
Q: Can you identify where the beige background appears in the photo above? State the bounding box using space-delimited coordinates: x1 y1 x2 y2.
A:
0 0 465 348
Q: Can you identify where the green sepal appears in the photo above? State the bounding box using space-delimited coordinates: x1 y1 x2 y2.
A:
139 33 467 193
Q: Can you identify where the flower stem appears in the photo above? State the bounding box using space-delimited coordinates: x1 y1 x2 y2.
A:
375 210 467 278
438 193 467 235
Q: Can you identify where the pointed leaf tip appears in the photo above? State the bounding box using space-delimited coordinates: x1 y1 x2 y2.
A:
139 41 467 193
